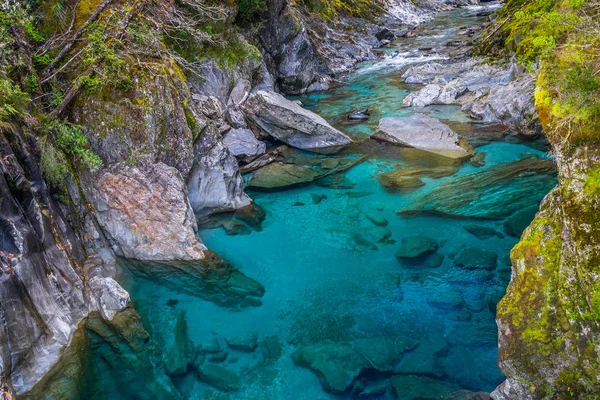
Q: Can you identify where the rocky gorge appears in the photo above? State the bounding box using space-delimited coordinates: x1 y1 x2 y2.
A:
0 0 597 398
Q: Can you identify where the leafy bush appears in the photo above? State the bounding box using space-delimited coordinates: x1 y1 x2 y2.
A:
48 121 102 171
0 78 30 125
39 136 71 190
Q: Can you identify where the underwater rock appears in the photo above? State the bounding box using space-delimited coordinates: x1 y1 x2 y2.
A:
503 206 538 237
311 193 326 204
364 226 393 244
232 203 267 232
260 336 283 361
353 233 379 251
187 124 252 217
222 128 266 161
398 158 557 219
378 173 425 192
395 236 439 258
390 375 461 400
371 114 475 160
225 331 259 352
443 390 491 400
423 252 445 268
292 336 418 392
202 338 222 354
120 254 265 309
394 332 447 377
454 247 498 270
243 91 352 154
470 152 487 167
220 220 252 236
463 225 502 240
196 364 241 392
454 247 498 271
366 213 389 227
247 162 317 190
207 351 228 363
152 308 193 375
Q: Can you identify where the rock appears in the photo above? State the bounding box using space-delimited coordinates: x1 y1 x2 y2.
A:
375 28 395 41
390 375 461 400
222 128 266 160
371 114 474 160
227 78 251 106
504 206 538 237
202 338 222 353
243 91 352 154
454 247 498 270
366 213 388 227
316 173 356 189
424 252 445 268
311 193 326 204
398 158 557 219
196 364 241 392
207 351 228 363
260 336 283 361
443 390 491 400
232 203 266 231
292 336 418 393
364 226 392 243
88 162 207 261
395 236 438 258
224 106 247 128
239 146 286 173
247 162 317 190
220 220 251 236
348 108 370 120
187 124 252 217
463 225 501 240
225 331 258 352
378 39 391 47
470 152 486 167
378 173 425 192
153 308 193 375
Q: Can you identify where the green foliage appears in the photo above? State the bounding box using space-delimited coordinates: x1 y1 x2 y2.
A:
584 167 600 196
237 0 268 25
299 0 384 20
48 120 102 171
0 78 30 124
39 136 71 190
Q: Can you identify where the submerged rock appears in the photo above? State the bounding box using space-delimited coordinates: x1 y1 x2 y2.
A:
348 108 370 120
390 375 461 400
395 236 439 258
454 247 498 270
371 114 474 160
225 331 259 352
316 173 356 188
398 158 557 219
378 173 425 192
243 91 352 154
246 162 317 190
196 364 241 392
366 213 389 227
463 225 502 240
292 336 418 392
503 206 538 237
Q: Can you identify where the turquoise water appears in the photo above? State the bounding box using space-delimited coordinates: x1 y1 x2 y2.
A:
117 4 557 400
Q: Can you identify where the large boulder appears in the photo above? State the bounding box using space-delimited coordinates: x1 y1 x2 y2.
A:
222 128 266 161
187 125 252 218
371 114 474 160
243 91 352 154
395 236 439 258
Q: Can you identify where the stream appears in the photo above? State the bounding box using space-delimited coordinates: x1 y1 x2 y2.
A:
119 4 557 399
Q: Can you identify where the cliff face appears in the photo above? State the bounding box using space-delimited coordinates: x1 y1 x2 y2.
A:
0 0 439 397
483 0 600 397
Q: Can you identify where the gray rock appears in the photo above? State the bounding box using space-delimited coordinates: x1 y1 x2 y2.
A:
243 91 352 154
395 236 439 258
375 28 395 41
225 331 259 352
227 79 251 106
491 378 534 400
247 162 317 190
224 106 247 128
371 114 474 160
222 128 266 160
187 124 252 217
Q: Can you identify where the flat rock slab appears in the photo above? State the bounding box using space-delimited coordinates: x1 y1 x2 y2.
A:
396 236 439 258
390 374 461 400
222 128 266 160
454 247 498 270
244 90 352 154
371 114 474 160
